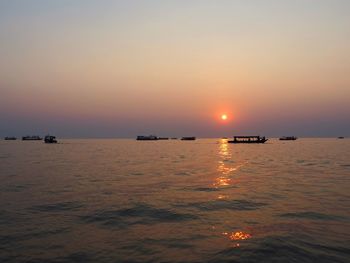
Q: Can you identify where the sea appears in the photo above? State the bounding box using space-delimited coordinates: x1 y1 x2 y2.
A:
0 138 349 263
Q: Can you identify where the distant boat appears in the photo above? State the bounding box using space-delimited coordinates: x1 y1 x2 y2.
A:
4 137 17 140
279 136 297 141
338 136 345 139
158 137 169 140
22 136 42 141
181 137 196 140
136 135 158 141
228 136 268 144
44 135 57 144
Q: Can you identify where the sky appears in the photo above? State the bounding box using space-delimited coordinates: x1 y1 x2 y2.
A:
0 0 349 138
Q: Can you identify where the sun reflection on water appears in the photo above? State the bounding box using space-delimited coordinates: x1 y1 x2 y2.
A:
214 177 231 187
229 231 252 240
222 231 252 248
217 194 229 200
213 139 246 189
213 140 253 249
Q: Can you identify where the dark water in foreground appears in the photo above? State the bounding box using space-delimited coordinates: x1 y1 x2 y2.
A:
0 138 349 263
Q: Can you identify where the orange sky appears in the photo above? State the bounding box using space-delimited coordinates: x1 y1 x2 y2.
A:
0 1 349 137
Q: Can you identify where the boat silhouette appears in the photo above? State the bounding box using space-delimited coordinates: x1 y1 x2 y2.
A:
181 137 196 140
4 137 17 140
22 136 42 141
136 135 158 141
279 136 297 141
228 136 267 144
44 135 57 143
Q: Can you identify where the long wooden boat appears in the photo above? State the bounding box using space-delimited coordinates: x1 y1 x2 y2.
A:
136 135 158 141
4 137 17 140
181 137 196 141
22 136 42 141
279 136 297 141
228 136 267 144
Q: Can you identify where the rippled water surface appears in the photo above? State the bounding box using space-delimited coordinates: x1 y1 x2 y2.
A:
1 138 349 262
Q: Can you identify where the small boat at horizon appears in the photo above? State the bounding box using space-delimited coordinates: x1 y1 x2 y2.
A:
4 137 17 140
44 135 57 144
338 136 345 139
279 136 297 141
228 136 268 144
181 137 196 140
22 135 42 141
136 135 158 141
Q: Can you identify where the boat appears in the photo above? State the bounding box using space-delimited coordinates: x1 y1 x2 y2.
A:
22 136 42 141
136 135 158 140
228 136 268 144
4 137 17 140
181 137 196 140
338 136 345 139
44 135 57 143
158 137 169 140
279 136 297 141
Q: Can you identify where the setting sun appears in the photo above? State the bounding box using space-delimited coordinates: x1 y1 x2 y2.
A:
221 114 228 120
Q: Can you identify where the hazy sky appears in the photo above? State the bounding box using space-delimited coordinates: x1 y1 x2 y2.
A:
1 0 349 137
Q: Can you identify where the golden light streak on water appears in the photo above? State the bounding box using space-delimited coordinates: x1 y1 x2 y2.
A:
229 231 252 240
213 139 247 188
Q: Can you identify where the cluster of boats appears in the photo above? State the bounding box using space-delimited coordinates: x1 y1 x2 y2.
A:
4 135 58 143
136 135 284 143
3 135 346 144
136 135 345 143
